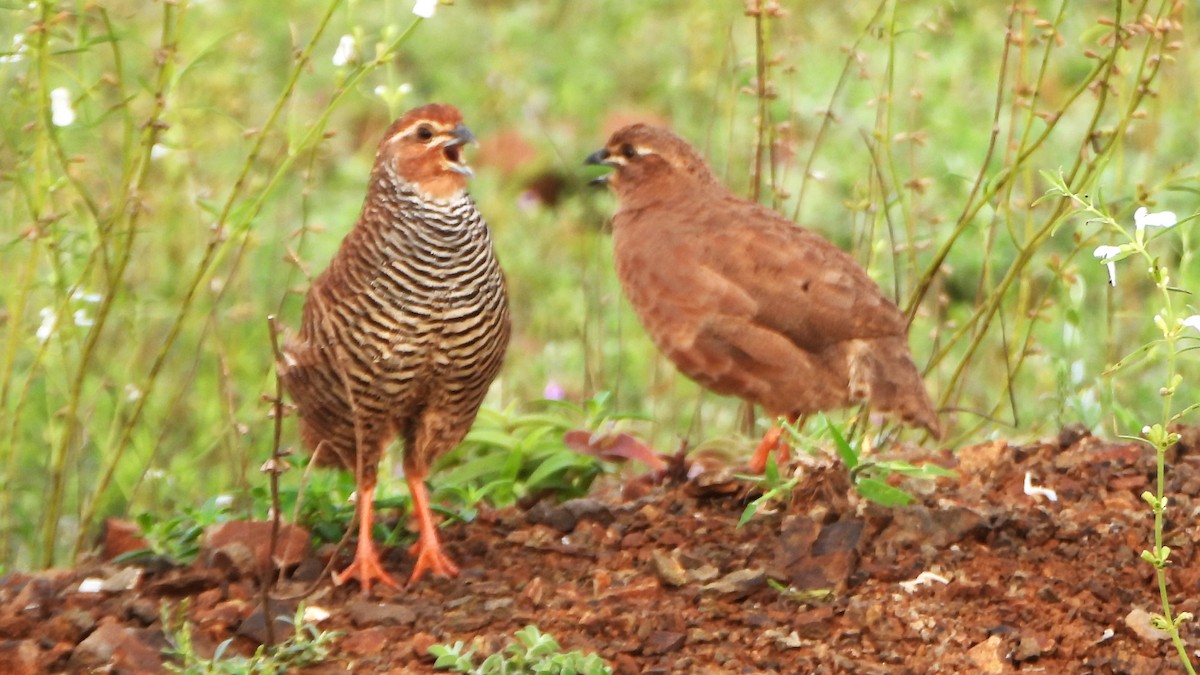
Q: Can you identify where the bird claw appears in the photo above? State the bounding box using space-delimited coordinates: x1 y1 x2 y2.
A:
407 536 460 583
334 539 401 595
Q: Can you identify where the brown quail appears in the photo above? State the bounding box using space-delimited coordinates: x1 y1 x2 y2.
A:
586 124 940 472
279 103 510 593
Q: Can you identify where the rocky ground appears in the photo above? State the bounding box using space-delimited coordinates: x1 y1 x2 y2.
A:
3 426 1200 673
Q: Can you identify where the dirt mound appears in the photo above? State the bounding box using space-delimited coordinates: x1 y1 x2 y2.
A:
1 430 1194 673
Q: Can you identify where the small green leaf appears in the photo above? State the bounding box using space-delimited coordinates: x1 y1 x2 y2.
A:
856 477 914 506
737 499 761 528
824 417 858 469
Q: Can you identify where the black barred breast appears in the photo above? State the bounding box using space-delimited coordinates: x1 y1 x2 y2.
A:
280 168 510 474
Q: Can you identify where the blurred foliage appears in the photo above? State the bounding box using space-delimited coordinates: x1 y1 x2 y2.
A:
0 0 1197 570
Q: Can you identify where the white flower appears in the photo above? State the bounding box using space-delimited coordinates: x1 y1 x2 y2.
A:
71 290 102 303
1134 206 1177 231
413 0 438 18
50 87 75 127
332 34 357 67
73 309 93 328
0 33 26 64
1093 245 1123 287
1182 315 1200 332
36 307 57 343
214 494 234 508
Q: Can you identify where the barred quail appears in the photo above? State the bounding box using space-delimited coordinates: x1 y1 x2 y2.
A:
586 124 940 472
279 103 510 593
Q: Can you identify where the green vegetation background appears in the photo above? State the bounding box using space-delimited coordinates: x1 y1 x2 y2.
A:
1 0 1195 571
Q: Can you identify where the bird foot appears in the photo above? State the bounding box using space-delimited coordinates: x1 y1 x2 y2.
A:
334 538 401 595
407 535 460 583
749 425 791 474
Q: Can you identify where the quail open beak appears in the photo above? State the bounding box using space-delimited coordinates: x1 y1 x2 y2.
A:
442 124 477 176
585 148 613 186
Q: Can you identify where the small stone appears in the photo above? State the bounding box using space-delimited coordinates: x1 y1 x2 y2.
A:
0 639 42 675
966 635 1011 674
236 602 299 644
340 626 391 656
651 549 688 587
99 567 142 592
201 521 311 577
794 605 835 639
957 440 1009 475
347 599 417 627
688 564 720 583
642 630 685 655
100 518 150 561
484 597 513 612
1013 634 1051 662
1124 607 1170 642
410 631 437 658
701 569 766 597
563 498 615 526
68 621 165 673
525 500 578 532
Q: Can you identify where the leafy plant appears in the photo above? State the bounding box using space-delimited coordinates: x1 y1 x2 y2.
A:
1043 175 1198 674
739 417 955 526
117 497 239 566
162 601 340 674
432 392 651 515
429 625 611 675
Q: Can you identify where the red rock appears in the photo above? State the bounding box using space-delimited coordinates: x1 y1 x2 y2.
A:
0 640 41 675
967 635 1012 674
340 626 391 656
100 519 150 561
201 521 311 577
68 620 165 673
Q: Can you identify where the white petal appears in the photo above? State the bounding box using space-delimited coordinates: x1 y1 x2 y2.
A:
413 0 438 18
50 87 75 127
1092 245 1122 262
332 35 357 67
1134 206 1177 230
36 308 57 343
1182 315 1200 331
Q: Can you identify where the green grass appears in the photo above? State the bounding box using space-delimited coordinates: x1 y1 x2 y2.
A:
430 624 611 675
0 0 1197 585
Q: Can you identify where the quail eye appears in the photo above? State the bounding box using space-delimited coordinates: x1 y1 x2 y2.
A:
416 124 435 141
620 143 637 159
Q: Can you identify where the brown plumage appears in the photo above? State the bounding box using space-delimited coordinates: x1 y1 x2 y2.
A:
279 103 510 593
586 124 939 471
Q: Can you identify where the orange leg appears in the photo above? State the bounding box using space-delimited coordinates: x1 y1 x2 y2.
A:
748 418 795 474
333 477 400 595
406 471 460 583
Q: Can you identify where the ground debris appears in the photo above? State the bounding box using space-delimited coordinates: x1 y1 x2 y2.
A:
0 431 1191 672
